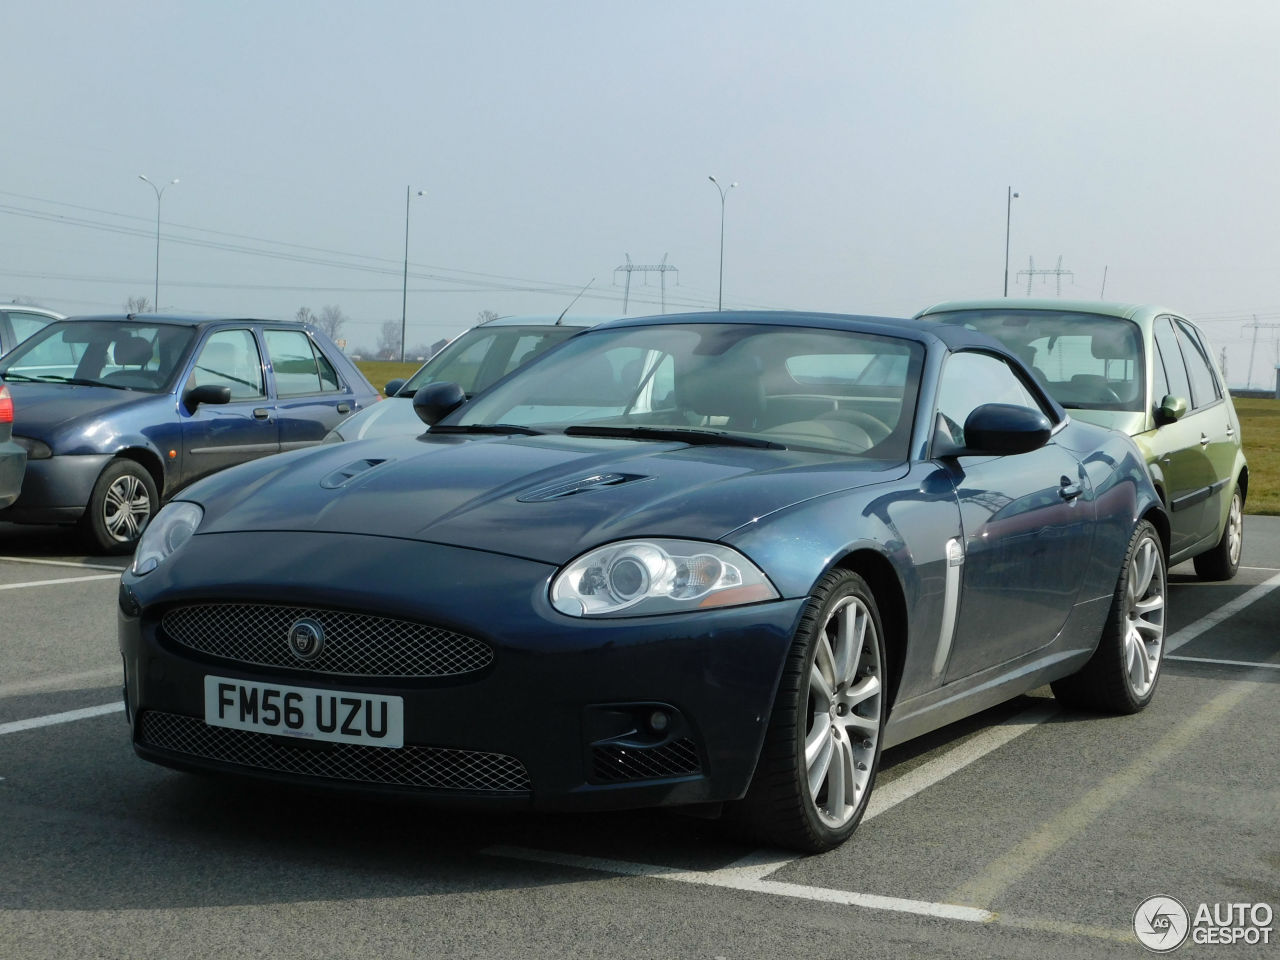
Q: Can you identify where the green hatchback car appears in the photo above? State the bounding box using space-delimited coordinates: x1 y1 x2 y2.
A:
917 299 1247 580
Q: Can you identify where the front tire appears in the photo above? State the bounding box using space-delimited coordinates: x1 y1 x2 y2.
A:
1193 484 1243 581
1052 519 1167 714
732 569 886 853
82 459 158 555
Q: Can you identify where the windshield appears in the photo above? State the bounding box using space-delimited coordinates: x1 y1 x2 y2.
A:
402 325 581 397
456 323 924 458
0 321 196 392
925 309 1144 412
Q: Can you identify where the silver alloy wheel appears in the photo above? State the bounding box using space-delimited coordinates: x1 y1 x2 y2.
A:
804 594 882 829
102 473 151 542
1124 534 1167 699
1225 491 1243 568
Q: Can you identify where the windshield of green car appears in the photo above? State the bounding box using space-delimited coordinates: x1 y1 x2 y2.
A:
0 321 197 392
925 309 1145 412
456 322 924 458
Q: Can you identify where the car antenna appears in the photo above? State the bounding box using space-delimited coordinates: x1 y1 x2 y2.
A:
555 278 594 325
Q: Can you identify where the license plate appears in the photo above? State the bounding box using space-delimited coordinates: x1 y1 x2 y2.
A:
204 676 404 748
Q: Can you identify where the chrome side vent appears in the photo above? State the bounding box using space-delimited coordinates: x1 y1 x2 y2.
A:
320 459 389 489
517 473 649 503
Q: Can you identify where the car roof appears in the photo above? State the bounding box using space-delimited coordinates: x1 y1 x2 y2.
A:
472 314 620 329
915 298 1186 325
2 305 64 318
58 314 321 330
592 309 1014 353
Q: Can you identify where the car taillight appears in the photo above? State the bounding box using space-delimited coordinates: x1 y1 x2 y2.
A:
0 385 12 424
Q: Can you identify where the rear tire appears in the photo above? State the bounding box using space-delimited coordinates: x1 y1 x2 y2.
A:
82 459 158 555
731 569 886 853
1193 484 1243 581
1052 520 1166 714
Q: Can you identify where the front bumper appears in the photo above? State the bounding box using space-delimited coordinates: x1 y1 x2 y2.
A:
0 453 112 523
119 530 803 811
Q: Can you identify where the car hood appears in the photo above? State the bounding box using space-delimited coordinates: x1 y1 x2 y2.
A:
1065 408 1150 437
0 380 164 437
191 433 907 565
330 397 421 441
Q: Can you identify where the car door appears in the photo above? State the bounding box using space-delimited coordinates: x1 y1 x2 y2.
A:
179 327 279 486
934 351 1096 682
1146 316 1218 554
1175 319 1236 543
263 328 357 451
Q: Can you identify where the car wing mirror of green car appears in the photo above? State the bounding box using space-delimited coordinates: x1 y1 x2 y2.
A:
1155 394 1187 426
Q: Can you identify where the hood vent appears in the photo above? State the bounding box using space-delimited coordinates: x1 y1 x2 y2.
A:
320 458 390 489
517 472 650 503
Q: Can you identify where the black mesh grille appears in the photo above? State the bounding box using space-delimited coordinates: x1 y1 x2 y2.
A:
139 711 531 793
161 604 492 678
592 738 701 783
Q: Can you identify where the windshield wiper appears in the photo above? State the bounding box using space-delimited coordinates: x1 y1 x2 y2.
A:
430 423 545 436
1 374 122 388
563 425 786 449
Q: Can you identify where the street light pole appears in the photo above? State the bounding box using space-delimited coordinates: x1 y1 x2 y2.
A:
138 175 179 311
1003 186 1019 297
401 186 426 363
708 176 737 311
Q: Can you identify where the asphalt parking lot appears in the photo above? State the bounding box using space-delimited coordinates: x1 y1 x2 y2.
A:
1 519 1276 959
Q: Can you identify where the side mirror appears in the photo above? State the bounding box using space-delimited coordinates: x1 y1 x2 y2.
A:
413 382 466 426
1154 394 1187 426
959 403 1052 456
183 384 231 412
383 378 407 398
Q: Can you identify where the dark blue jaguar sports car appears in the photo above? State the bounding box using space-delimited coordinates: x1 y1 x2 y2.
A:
118 311 1170 852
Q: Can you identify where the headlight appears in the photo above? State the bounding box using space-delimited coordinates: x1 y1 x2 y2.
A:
551 539 778 617
130 501 203 576
12 437 52 460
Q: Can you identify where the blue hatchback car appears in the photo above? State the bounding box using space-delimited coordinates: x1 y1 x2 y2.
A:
0 314 378 553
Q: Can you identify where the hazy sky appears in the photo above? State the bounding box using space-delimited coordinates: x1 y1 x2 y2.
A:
4 1 1279 381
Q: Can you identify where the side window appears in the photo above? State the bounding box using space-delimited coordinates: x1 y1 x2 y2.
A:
1175 320 1220 409
265 329 334 396
936 352 1044 446
192 329 265 400
1152 317 1192 405
1152 339 1170 404
9 312 56 344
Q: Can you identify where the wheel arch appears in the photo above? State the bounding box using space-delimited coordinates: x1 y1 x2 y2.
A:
829 548 908 714
110 447 166 499
1141 504 1171 561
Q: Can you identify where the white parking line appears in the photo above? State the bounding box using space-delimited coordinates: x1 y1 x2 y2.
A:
0 573 120 591
1167 654 1280 671
482 845 993 922
0 555 126 572
1165 571 1280 652
0 702 123 737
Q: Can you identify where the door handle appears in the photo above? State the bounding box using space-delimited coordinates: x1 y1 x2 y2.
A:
337 402 351 414
253 408 271 420
1059 477 1083 501
1199 433 1210 446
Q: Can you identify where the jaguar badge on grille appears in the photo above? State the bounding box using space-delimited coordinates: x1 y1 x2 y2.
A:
287 618 325 661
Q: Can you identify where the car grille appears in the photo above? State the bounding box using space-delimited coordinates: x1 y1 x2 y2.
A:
161 604 493 678
138 711 532 793
592 738 701 783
